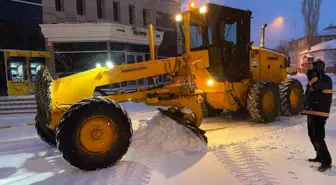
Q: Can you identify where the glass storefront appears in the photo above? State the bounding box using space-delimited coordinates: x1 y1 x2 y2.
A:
53 41 170 89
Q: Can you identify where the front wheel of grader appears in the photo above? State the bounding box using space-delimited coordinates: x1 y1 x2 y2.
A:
55 97 133 171
34 115 56 146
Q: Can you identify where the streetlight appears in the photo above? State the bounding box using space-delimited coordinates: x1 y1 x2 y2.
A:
273 16 297 39
275 16 285 24
273 16 299 69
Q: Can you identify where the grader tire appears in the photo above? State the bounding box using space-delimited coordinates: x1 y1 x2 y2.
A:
202 94 222 118
56 97 133 171
279 78 304 116
202 100 222 118
35 116 56 146
247 81 280 123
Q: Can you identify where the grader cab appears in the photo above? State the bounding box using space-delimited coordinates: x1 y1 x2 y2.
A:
35 3 304 171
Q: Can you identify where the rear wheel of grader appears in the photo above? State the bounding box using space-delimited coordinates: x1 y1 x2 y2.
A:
279 78 304 116
247 81 280 123
35 116 56 146
56 97 133 171
279 79 304 116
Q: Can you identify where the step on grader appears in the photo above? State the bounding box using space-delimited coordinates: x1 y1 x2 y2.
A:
35 3 304 171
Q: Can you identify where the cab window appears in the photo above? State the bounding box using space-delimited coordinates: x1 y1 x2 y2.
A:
8 59 26 83
190 26 203 48
189 26 213 50
223 21 237 44
30 63 42 82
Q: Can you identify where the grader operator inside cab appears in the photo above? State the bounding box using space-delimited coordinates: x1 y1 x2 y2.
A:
35 3 304 171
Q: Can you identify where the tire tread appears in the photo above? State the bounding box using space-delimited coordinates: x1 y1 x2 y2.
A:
56 97 133 171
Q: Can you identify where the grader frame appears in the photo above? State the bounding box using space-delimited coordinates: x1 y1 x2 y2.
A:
35 3 304 171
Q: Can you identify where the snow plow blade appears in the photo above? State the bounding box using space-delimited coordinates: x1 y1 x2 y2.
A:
157 108 208 143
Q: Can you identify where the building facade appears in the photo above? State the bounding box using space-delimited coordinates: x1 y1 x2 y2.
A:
40 0 182 88
42 0 182 58
288 24 336 73
0 0 45 50
299 39 336 73
0 0 45 95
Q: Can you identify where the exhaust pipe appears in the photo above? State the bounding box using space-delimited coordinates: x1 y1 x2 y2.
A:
148 24 155 61
260 24 268 48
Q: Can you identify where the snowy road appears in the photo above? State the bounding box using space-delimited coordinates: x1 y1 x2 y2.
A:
1 106 336 185
1 74 336 185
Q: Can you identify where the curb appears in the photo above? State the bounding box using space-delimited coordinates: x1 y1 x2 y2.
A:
0 123 35 129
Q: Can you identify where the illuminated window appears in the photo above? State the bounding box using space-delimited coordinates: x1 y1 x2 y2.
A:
30 63 42 82
9 61 26 83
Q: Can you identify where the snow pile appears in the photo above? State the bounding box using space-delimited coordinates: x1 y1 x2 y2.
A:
131 113 208 154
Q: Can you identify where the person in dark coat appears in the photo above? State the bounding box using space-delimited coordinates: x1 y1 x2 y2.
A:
303 59 333 172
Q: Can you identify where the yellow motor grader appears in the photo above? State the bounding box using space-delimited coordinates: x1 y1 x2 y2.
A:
34 3 304 171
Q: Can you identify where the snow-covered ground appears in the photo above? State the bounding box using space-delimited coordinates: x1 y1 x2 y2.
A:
1 74 336 185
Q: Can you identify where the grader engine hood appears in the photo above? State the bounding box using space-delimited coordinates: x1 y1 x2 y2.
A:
34 54 186 128
35 66 111 128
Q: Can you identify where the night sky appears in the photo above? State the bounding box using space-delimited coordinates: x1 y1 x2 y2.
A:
181 0 336 48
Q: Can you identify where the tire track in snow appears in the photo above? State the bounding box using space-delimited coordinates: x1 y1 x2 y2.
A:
116 146 158 185
106 120 159 185
213 143 278 185
211 107 336 185
212 113 309 149
204 121 252 133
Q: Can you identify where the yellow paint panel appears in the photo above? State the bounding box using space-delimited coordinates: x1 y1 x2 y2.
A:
250 48 287 84
31 51 50 58
30 83 36 92
7 51 30 57
205 80 250 111
7 81 31 96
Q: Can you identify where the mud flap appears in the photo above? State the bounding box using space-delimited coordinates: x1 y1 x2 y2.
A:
157 108 208 143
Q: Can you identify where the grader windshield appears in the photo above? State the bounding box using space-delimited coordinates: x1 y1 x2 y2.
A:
175 4 211 52
176 3 252 82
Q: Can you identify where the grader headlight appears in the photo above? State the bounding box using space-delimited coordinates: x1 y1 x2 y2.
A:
207 80 214 86
199 5 207 14
106 61 115 69
175 14 182 22
189 1 196 9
